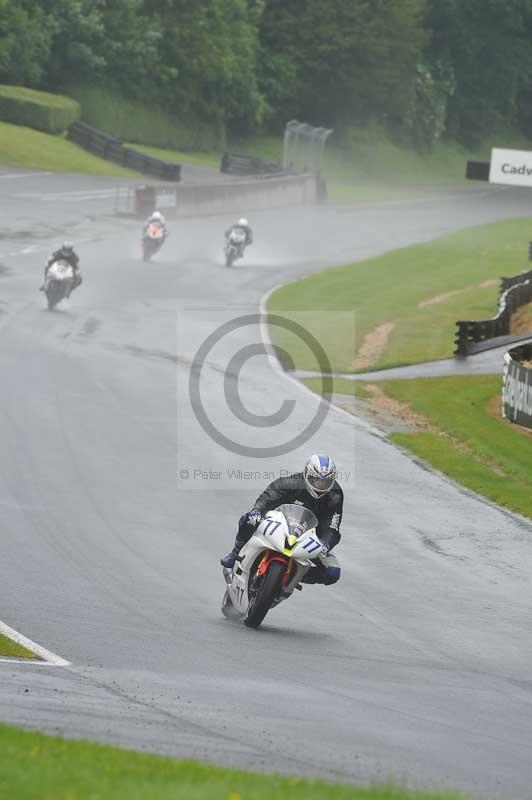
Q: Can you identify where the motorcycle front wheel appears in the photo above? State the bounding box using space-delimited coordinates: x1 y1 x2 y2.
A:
244 560 286 629
46 282 63 311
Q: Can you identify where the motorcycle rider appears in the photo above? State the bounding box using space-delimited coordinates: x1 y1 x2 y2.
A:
221 454 342 586
40 241 81 293
225 217 253 248
143 210 167 238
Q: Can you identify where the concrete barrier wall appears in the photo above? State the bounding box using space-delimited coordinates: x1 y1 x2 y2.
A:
131 174 320 218
176 174 318 216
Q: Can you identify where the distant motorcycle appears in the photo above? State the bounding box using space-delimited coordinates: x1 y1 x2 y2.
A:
224 228 247 267
221 503 328 628
43 260 74 310
142 222 165 261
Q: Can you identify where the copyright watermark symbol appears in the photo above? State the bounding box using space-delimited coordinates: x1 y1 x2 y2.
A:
189 314 333 458
176 309 355 491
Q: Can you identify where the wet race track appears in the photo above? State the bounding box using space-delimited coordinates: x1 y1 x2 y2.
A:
1 169 532 798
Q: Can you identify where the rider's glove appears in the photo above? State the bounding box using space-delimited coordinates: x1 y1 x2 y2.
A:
319 540 331 557
241 509 262 528
248 510 262 527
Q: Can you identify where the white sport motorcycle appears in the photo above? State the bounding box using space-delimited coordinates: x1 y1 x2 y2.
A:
224 228 246 267
43 259 74 310
142 221 166 261
221 503 329 628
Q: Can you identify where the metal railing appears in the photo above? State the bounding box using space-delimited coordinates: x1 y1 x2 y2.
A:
220 152 287 177
500 268 532 295
454 275 532 355
68 121 181 182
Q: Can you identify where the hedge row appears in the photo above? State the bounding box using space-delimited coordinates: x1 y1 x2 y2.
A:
0 85 80 134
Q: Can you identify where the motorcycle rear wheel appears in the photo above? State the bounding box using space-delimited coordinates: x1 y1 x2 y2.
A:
244 560 286 629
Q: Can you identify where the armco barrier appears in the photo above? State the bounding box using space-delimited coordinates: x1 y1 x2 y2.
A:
68 120 120 154
124 174 320 218
68 121 181 181
454 274 532 355
502 343 532 428
500 268 532 295
220 152 286 176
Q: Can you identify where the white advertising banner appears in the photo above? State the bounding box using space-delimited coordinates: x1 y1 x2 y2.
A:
489 148 532 187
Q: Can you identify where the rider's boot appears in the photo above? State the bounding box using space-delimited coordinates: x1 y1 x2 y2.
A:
220 531 249 568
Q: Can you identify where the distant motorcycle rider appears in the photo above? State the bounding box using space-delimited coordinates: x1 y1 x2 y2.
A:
143 210 167 238
221 454 343 586
41 241 81 293
225 217 253 247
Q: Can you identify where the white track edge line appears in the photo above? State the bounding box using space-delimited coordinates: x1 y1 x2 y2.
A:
0 658 59 666
258 285 385 439
0 620 70 666
0 172 53 179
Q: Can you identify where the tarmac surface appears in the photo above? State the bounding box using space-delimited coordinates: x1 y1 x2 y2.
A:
294 338 532 383
1 168 532 798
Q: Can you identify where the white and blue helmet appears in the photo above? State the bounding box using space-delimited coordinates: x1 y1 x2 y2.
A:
303 454 337 498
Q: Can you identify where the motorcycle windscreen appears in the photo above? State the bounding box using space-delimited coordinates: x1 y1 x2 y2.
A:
275 504 318 537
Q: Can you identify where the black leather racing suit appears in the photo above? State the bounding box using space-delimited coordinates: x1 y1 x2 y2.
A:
225 224 253 246
234 473 343 584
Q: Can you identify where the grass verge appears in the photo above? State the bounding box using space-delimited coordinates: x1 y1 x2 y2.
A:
320 125 530 186
65 85 223 151
0 721 464 800
269 217 532 372
307 375 532 519
385 376 532 518
126 143 220 169
304 377 374 399
0 121 140 177
0 632 38 660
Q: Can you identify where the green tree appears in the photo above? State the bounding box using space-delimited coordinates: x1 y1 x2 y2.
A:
403 61 455 150
144 0 265 134
0 0 53 86
38 0 106 87
426 0 532 145
259 0 426 132
99 0 164 96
